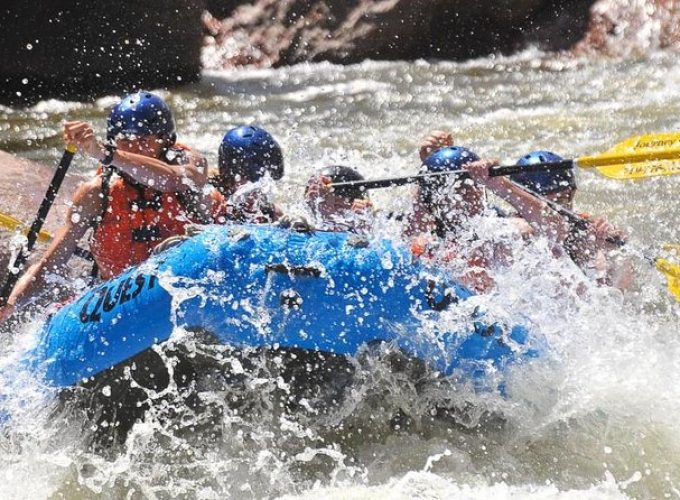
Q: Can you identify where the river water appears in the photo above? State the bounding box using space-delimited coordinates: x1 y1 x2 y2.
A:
0 50 679 499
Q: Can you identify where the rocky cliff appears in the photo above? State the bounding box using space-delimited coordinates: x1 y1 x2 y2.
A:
203 0 680 69
2 0 680 104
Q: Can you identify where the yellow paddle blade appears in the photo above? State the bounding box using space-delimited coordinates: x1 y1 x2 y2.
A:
0 212 52 243
656 258 680 301
577 132 680 179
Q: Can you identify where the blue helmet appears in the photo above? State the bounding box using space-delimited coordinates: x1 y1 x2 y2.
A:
107 91 176 143
218 126 284 181
512 150 576 195
423 146 480 173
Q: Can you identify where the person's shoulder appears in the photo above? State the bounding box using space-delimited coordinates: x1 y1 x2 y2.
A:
70 176 104 214
73 175 103 198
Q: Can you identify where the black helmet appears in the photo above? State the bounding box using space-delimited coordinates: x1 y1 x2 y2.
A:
317 165 366 201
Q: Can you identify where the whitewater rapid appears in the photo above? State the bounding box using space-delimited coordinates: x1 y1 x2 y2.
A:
0 50 678 498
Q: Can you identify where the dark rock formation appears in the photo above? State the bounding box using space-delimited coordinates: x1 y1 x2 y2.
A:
202 0 598 69
2 0 679 104
203 0 680 69
0 0 205 105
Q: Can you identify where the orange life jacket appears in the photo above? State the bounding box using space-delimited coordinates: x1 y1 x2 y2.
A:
90 145 197 280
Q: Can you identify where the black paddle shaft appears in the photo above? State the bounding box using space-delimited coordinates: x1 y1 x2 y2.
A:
329 160 574 191
330 171 469 191
488 160 574 177
0 148 76 306
511 181 626 247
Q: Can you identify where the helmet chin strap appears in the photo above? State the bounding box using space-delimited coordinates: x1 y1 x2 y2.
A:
164 132 177 147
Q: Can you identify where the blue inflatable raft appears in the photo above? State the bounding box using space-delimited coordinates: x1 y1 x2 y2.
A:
28 224 539 391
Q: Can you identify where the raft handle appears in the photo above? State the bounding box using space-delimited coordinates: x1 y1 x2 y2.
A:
265 263 323 278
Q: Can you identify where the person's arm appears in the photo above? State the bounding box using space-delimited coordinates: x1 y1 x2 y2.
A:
582 217 635 291
587 216 628 250
464 159 573 242
64 121 208 193
0 178 103 322
110 148 208 193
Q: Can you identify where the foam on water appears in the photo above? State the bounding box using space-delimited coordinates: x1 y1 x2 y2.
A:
279 470 629 500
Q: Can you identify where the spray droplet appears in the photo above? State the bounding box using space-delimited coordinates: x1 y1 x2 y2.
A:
381 252 394 270
26 43 33 50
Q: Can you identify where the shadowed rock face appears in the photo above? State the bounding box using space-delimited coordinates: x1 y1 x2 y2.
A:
203 0 680 70
2 0 679 103
205 0 252 19
202 0 597 69
0 0 205 105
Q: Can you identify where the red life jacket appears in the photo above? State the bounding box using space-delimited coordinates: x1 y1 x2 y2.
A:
90 145 197 280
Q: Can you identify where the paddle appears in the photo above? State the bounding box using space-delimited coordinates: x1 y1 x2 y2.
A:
329 160 574 191
657 244 680 300
656 259 680 300
0 211 94 262
581 132 680 179
510 182 680 300
329 132 680 192
0 145 77 307
0 212 52 243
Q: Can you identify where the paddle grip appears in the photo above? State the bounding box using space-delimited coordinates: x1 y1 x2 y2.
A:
489 160 574 177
